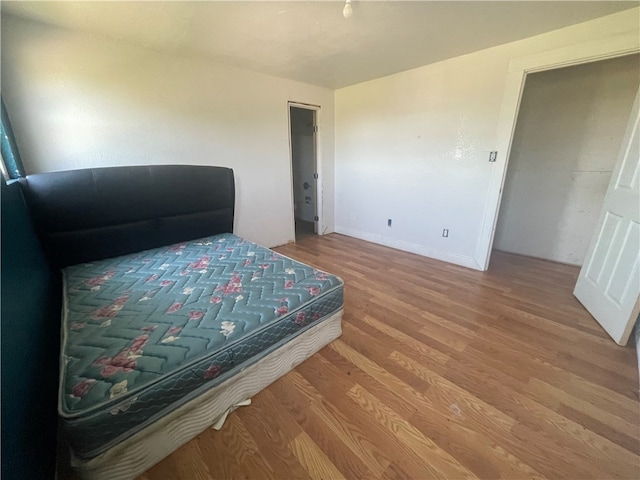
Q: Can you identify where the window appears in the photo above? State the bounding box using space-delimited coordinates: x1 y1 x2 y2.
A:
0 97 25 179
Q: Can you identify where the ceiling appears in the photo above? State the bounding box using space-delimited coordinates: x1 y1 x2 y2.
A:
3 1 638 89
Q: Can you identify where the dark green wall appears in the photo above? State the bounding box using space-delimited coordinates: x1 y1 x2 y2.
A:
1 179 60 479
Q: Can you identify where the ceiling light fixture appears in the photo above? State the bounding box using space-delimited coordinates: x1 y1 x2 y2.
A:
343 0 353 18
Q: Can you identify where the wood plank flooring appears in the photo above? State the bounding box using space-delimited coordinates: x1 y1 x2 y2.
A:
138 233 639 479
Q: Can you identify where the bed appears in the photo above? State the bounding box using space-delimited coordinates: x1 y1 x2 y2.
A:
19 165 343 480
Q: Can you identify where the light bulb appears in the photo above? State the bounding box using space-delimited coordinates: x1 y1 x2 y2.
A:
343 0 352 18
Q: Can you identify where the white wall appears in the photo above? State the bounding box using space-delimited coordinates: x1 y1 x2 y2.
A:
334 8 640 270
494 55 639 265
0 15 335 249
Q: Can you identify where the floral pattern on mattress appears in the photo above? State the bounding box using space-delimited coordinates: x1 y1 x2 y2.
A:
60 233 343 458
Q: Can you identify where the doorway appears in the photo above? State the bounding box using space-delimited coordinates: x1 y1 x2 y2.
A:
289 104 318 241
492 54 639 267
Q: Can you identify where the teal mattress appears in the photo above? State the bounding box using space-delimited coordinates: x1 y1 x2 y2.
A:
59 233 343 459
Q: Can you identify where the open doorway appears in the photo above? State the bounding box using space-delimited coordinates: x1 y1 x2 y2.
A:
289 104 318 241
492 54 639 267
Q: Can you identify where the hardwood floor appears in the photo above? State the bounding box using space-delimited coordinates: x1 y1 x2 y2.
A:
140 233 640 480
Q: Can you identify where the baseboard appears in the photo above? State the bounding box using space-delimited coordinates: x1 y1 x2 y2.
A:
491 248 581 268
335 226 482 271
635 321 640 392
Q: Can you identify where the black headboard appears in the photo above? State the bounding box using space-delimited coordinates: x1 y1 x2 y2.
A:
20 165 235 268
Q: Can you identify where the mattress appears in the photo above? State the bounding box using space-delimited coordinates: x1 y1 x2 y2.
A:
60 233 343 459
71 313 343 480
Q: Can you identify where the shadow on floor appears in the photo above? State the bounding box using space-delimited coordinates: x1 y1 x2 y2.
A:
295 219 315 241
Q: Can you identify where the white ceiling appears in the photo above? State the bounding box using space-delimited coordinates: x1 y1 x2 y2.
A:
3 1 638 89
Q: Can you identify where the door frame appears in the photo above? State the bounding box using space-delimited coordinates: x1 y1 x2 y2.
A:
288 101 322 239
475 29 640 270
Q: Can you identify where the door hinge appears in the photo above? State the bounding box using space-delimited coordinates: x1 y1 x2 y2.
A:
313 125 318 133
314 215 319 221
313 173 318 179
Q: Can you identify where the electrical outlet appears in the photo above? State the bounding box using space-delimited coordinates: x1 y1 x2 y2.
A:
442 228 449 237
387 219 392 227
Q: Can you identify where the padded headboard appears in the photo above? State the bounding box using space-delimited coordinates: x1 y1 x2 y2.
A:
20 165 235 268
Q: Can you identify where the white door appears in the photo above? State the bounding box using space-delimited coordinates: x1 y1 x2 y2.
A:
574 88 640 346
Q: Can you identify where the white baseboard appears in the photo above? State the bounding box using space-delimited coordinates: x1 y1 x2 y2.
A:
635 321 640 392
334 226 483 271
